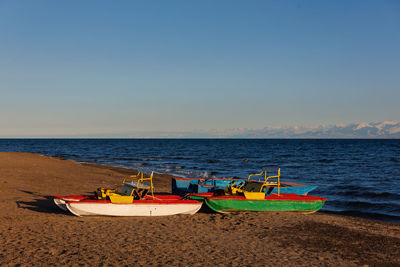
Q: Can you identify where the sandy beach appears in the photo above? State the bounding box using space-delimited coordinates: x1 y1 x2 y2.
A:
0 152 399 266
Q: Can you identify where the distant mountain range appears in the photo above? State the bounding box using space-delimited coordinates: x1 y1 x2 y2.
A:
229 121 400 138
150 121 400 138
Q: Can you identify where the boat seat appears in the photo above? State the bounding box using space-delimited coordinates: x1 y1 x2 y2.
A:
244 182 264 192
121 185 134 196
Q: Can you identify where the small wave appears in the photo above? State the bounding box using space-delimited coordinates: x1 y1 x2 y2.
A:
173 157 190 160
322 209 400 223
328 200 400 213
112 157 139 161
155 164 185 170
201 171 219 178
81 159 97 163
132 162 150 167
141 158 164 162
318 159 335 163
207 159 221 164
328 184 374 191
281 163 304 169
161 169 210 179
338 190 400 201
57 153 80 158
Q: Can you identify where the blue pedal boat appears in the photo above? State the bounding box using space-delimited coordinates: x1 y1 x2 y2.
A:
172 170 316 196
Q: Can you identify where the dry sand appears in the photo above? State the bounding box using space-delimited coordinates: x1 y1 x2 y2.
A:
0 152 399 266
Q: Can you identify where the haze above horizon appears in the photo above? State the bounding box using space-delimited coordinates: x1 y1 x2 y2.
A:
1 1 399 137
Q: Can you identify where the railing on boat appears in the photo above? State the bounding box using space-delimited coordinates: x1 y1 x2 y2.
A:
247 168 281 195
96 172 156 203
117 172 155 200
135 172 155 199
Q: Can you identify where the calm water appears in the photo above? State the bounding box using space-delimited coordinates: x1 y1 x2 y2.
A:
1 139 399 222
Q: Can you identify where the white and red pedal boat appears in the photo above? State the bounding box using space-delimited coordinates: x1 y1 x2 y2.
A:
54 172 202 217
63 195 202 217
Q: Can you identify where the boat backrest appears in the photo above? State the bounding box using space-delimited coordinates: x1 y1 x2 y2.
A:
121 171 155 199
244 181 264 192
120 184 135 196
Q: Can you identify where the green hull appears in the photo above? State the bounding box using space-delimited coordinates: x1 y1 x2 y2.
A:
204 197 326 213
188 195 207 201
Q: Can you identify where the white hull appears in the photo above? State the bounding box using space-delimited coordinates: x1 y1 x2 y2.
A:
54 197 85 211
54 198 68 211
66 202 202 217
53 196 90 211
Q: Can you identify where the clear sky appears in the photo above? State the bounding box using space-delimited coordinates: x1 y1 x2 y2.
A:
0 0 399 137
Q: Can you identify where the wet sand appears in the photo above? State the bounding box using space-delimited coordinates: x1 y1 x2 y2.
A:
0 152 399 266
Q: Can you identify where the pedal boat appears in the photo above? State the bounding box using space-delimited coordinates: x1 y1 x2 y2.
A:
204 194 326 213
54 172 202 217
202 168 326 213
172 174 316 196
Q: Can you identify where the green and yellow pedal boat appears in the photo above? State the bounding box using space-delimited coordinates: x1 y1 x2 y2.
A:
204 194 326 213
202 168 326 213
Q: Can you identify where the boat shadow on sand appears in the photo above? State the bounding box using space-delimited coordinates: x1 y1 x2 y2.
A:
16 190 78 215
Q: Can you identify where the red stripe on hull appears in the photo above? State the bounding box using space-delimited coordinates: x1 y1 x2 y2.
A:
208 193 326 202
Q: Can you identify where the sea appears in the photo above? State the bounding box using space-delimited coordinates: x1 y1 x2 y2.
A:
1 139 399 223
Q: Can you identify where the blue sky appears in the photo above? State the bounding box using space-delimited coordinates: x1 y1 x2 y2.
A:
0 1 399 137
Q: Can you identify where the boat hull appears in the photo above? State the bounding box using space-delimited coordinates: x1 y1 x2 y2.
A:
66 198 203 217
53 195 94 211
204 194 326 213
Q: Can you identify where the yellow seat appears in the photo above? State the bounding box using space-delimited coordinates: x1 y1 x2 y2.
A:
244 192 265 200
109 195 134 203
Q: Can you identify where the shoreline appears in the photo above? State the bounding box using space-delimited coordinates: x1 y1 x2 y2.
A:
1 152 399 266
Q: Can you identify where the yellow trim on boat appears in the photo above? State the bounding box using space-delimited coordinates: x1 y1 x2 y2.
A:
109 195 134 203
243 192 265 200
